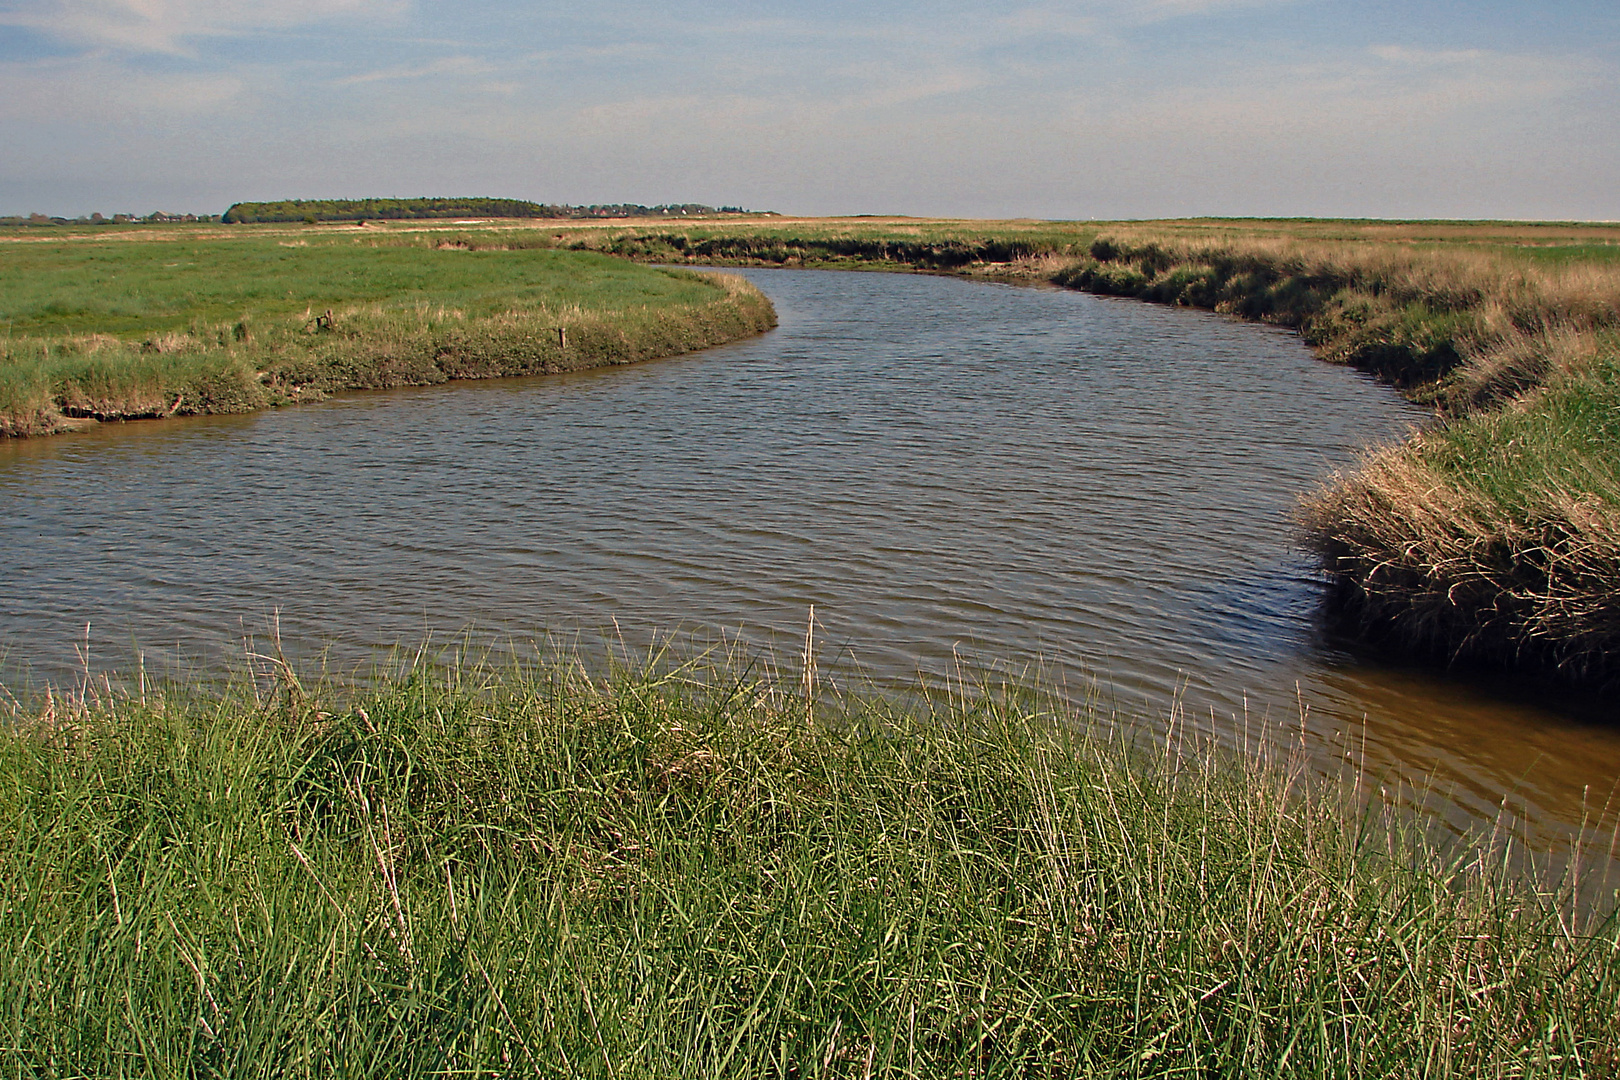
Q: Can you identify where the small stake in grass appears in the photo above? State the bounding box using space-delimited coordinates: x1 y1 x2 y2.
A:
802 604 816 721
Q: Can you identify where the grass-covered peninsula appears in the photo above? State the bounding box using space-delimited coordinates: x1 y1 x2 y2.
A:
0 227 775 437
3 652 1615 1076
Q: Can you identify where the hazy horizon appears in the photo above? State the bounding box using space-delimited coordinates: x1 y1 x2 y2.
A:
2 1 1615 221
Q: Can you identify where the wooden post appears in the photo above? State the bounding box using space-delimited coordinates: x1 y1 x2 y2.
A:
556 327 567 348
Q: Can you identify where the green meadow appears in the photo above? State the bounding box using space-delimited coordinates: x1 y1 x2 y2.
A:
2 235 718 337
0 228 774 436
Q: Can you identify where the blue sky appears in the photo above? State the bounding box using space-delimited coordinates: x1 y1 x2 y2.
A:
1 0 1615 219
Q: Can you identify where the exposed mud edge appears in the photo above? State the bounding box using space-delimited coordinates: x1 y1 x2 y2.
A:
0 410 95 438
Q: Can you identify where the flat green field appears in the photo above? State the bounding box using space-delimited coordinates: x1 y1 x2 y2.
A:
0 235 720 338
0 227 775 436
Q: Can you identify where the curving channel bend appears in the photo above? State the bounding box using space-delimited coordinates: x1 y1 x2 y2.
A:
2 268 1617 864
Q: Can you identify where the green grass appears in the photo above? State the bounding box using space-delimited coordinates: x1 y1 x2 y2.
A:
1417 342 1620 518
1505 244 1620 266
1 649 1616 1077
0 232 775 436
0 236 716 338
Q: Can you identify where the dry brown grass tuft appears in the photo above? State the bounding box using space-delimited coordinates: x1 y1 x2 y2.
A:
1305 428 1620 683
1442 322 1601 413
1044 224 1620 686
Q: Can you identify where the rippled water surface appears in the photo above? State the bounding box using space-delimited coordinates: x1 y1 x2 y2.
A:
3 269 1618 856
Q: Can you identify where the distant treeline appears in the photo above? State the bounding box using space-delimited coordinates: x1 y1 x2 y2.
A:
221 198 761 224
1 212 219 227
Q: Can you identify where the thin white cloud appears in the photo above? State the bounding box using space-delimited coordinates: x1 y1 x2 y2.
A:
337 55 495 86
518 42 662 63
1007 0 1291 30
569 2 1293 57
1137 0 1280 16
0 0 408 55
1370 44 1489 65
0 57 243 121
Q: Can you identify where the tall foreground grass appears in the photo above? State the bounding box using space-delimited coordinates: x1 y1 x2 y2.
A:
2 649 1616 1077
0 235 775 437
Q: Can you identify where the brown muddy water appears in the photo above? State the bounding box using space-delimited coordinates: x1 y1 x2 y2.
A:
2 269 1617 870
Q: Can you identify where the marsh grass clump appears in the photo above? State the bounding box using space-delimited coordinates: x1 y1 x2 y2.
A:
1304 336 1620 683
1 649 1616 1077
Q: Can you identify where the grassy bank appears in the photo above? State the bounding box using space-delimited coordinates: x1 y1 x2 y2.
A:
537 215 1620 689
0 228 775 437
2 651 1616 1076
1038 226 1620 688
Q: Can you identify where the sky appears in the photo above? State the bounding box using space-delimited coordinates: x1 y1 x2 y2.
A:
0 0 1615 220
